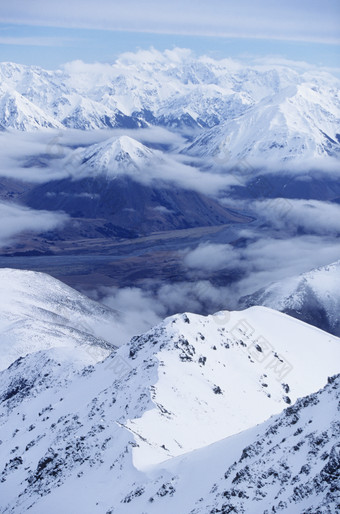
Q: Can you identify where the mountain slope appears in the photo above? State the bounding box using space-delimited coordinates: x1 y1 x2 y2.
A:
240 260 340 336
0 303 339 512
24 177 251 237
0 87 63 131
187 83 340 166
61 98 140 130
0 268 118 370
116 373 340 514
22 132 252 236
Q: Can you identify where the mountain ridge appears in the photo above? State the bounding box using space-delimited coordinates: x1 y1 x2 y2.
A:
0 269 339 512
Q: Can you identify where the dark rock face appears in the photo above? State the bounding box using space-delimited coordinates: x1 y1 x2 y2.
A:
24 175 252 237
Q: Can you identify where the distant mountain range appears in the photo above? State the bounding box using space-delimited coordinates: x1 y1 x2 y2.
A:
0 53 339 165
187 83 340 165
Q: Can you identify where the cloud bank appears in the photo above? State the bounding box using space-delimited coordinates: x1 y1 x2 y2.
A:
0 202 68 247
253 199 340 236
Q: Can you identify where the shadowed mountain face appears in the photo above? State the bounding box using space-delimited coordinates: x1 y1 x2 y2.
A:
242 284 340 336
229 173 340 202
239 261 340 337
24 175 253 237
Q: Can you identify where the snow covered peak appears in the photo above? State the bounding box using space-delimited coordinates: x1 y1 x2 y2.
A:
61 96 126 130
121 306 340 468
0 86 62 130
0 268 118 370
79 135 159 176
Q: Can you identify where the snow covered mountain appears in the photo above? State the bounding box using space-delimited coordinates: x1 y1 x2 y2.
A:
0 50 339 165
240 260 340 336
78 135 159 177
0 86 63 131
0 284 339 513
61 98 141 130
187 83 340 166
0 268 119 371
23 131 251 235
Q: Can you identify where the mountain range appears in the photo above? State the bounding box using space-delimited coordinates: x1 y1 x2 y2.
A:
0 52 339 166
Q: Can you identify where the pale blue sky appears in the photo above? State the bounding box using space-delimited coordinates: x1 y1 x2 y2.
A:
0 0 339 68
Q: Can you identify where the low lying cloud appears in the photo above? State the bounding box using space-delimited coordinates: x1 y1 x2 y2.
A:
0 128 188 183
91 279 233 340
49 126 187 149
53 131 239 194
184 243 239 271
0 130 67 183
0 201 68 246
91 230 340 332
238 235 340 294
140 156 238 194
253 198 340 235
0 130 238 195
183 233 340 300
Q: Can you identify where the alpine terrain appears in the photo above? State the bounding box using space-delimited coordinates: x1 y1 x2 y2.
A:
0 47 339 514
0 270 339 512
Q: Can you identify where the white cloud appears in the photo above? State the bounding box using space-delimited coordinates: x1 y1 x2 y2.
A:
95 279 233 335
184 243 240 271
100 286 163 338
140 157 238 195
1 1 339 45
0 202 68 246
180 233 340 302
0 130 238 195
235 235 340 296
253 199 340 235
0 37 73 47
0 128 187 184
